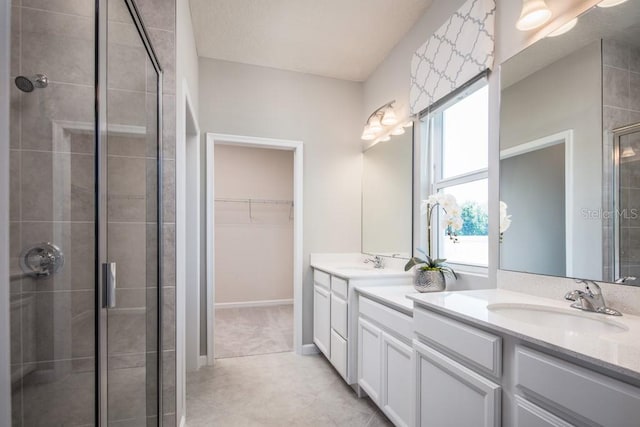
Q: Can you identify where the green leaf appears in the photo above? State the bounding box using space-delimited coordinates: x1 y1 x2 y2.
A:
404 257 426 271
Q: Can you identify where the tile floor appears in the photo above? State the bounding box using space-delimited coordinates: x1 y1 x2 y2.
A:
215 304 294 359
185 352 393 426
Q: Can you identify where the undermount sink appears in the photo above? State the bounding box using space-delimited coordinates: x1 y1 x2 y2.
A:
333 265 375 271
487 303 628 334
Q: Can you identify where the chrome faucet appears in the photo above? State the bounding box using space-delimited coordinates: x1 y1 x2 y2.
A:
364 255 384 269
564 279 622 316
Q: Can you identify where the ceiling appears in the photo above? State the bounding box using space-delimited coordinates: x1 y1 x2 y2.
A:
190 0 433 82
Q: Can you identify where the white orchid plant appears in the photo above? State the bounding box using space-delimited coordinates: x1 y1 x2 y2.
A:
404 193 462 276
499 201 512 243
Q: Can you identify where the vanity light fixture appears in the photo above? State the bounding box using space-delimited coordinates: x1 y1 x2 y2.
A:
361 100 399 140
597 0 629 7
621 146 636 158
516 0 552 31
547 17 578 37
378 135 391 142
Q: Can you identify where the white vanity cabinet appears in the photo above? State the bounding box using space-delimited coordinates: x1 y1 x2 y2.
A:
357 295 414 427
313 270 331 357
413 306 502 427
412 297 640 427
312 269 350 380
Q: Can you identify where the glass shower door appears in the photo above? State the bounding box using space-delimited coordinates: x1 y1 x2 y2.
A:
102 0 162 425
8 0 98 425
8 0 162 425
615 123 640 286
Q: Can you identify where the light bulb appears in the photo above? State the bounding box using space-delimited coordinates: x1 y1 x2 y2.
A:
378 135 391 142
368 115 383 133
403 120 414 128
516 0 552 31
597 0 628 7
361 126 376 141
381 108 398 126
391 127 405 136
621 146 636 158
547 17 577 37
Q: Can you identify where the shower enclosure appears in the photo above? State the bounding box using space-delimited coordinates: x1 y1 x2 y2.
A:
9 0 163 425
614 123 640 286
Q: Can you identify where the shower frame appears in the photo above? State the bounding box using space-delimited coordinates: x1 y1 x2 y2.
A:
95 0 164 425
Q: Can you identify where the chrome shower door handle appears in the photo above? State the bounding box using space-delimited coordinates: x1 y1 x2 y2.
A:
103 262 117 308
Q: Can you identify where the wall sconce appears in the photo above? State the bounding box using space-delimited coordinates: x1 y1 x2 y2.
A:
362 100 397 140
516 0 552 31
621 146 636 158
361 101 412 142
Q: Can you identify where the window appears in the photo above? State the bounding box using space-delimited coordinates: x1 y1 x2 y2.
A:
419 80 489 268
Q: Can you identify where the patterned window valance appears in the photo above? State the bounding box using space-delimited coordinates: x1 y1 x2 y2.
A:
409 0 495 115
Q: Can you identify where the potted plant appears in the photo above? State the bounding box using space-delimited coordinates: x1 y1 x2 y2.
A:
405 193 462 292
404 249 457 292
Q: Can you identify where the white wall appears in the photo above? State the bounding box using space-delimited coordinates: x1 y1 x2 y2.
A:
214 145 294 304
198 58 363 344
175 0 199 422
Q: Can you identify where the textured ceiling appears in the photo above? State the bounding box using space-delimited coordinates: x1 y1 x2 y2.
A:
190 0 433 81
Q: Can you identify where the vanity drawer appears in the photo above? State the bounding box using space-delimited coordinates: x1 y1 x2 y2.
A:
331 293 348 338
414 307 501 378
314 269 330 290
515 346 640 426
359 296 412 341
515 396 572 427
331 276 348 299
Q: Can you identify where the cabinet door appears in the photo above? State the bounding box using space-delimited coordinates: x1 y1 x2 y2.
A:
330 329 348 380
381 332 413 427
330 293 348 338
313 285 331 356
414 340 501 427
358 317 382 404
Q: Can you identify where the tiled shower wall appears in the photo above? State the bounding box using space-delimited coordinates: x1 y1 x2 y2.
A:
602 39 640 283
8 0 177 424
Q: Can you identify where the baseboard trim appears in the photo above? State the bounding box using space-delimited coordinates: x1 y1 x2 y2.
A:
215 299 293 309
302 344 320 355
198 355 208 368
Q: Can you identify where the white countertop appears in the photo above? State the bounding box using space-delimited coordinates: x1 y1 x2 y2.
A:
310 254 412 280
409 289 640 380
354 285 418 316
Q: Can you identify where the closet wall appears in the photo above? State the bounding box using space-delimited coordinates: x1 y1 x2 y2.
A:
214 144 294 304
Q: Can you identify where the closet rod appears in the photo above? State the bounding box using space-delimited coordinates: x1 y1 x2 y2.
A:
215 197 293 206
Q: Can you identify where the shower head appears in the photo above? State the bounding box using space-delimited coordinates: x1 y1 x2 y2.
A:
14 74 48 93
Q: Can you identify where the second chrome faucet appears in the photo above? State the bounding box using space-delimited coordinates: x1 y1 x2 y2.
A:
564 279 622 316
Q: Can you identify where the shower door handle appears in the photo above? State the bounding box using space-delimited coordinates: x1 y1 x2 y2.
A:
103 262 117 308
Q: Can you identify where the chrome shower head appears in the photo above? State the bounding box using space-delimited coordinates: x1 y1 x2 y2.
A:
14 73 48 93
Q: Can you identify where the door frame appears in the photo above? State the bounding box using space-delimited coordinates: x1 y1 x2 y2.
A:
500 129 574 276
205 132 304 363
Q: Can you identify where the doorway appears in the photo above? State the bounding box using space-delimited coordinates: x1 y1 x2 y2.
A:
205 133 304 363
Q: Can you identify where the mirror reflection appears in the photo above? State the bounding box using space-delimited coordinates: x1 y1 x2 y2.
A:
362 131 413 258
499 1 640 285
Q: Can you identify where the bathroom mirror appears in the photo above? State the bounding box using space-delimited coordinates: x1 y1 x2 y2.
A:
361 130 413 258
499 1 640 285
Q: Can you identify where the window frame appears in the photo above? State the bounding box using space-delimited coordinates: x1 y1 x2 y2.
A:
419 76 489 274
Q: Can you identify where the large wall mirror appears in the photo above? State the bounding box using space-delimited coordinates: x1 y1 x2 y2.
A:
499 0 640 285
362 130 413 258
